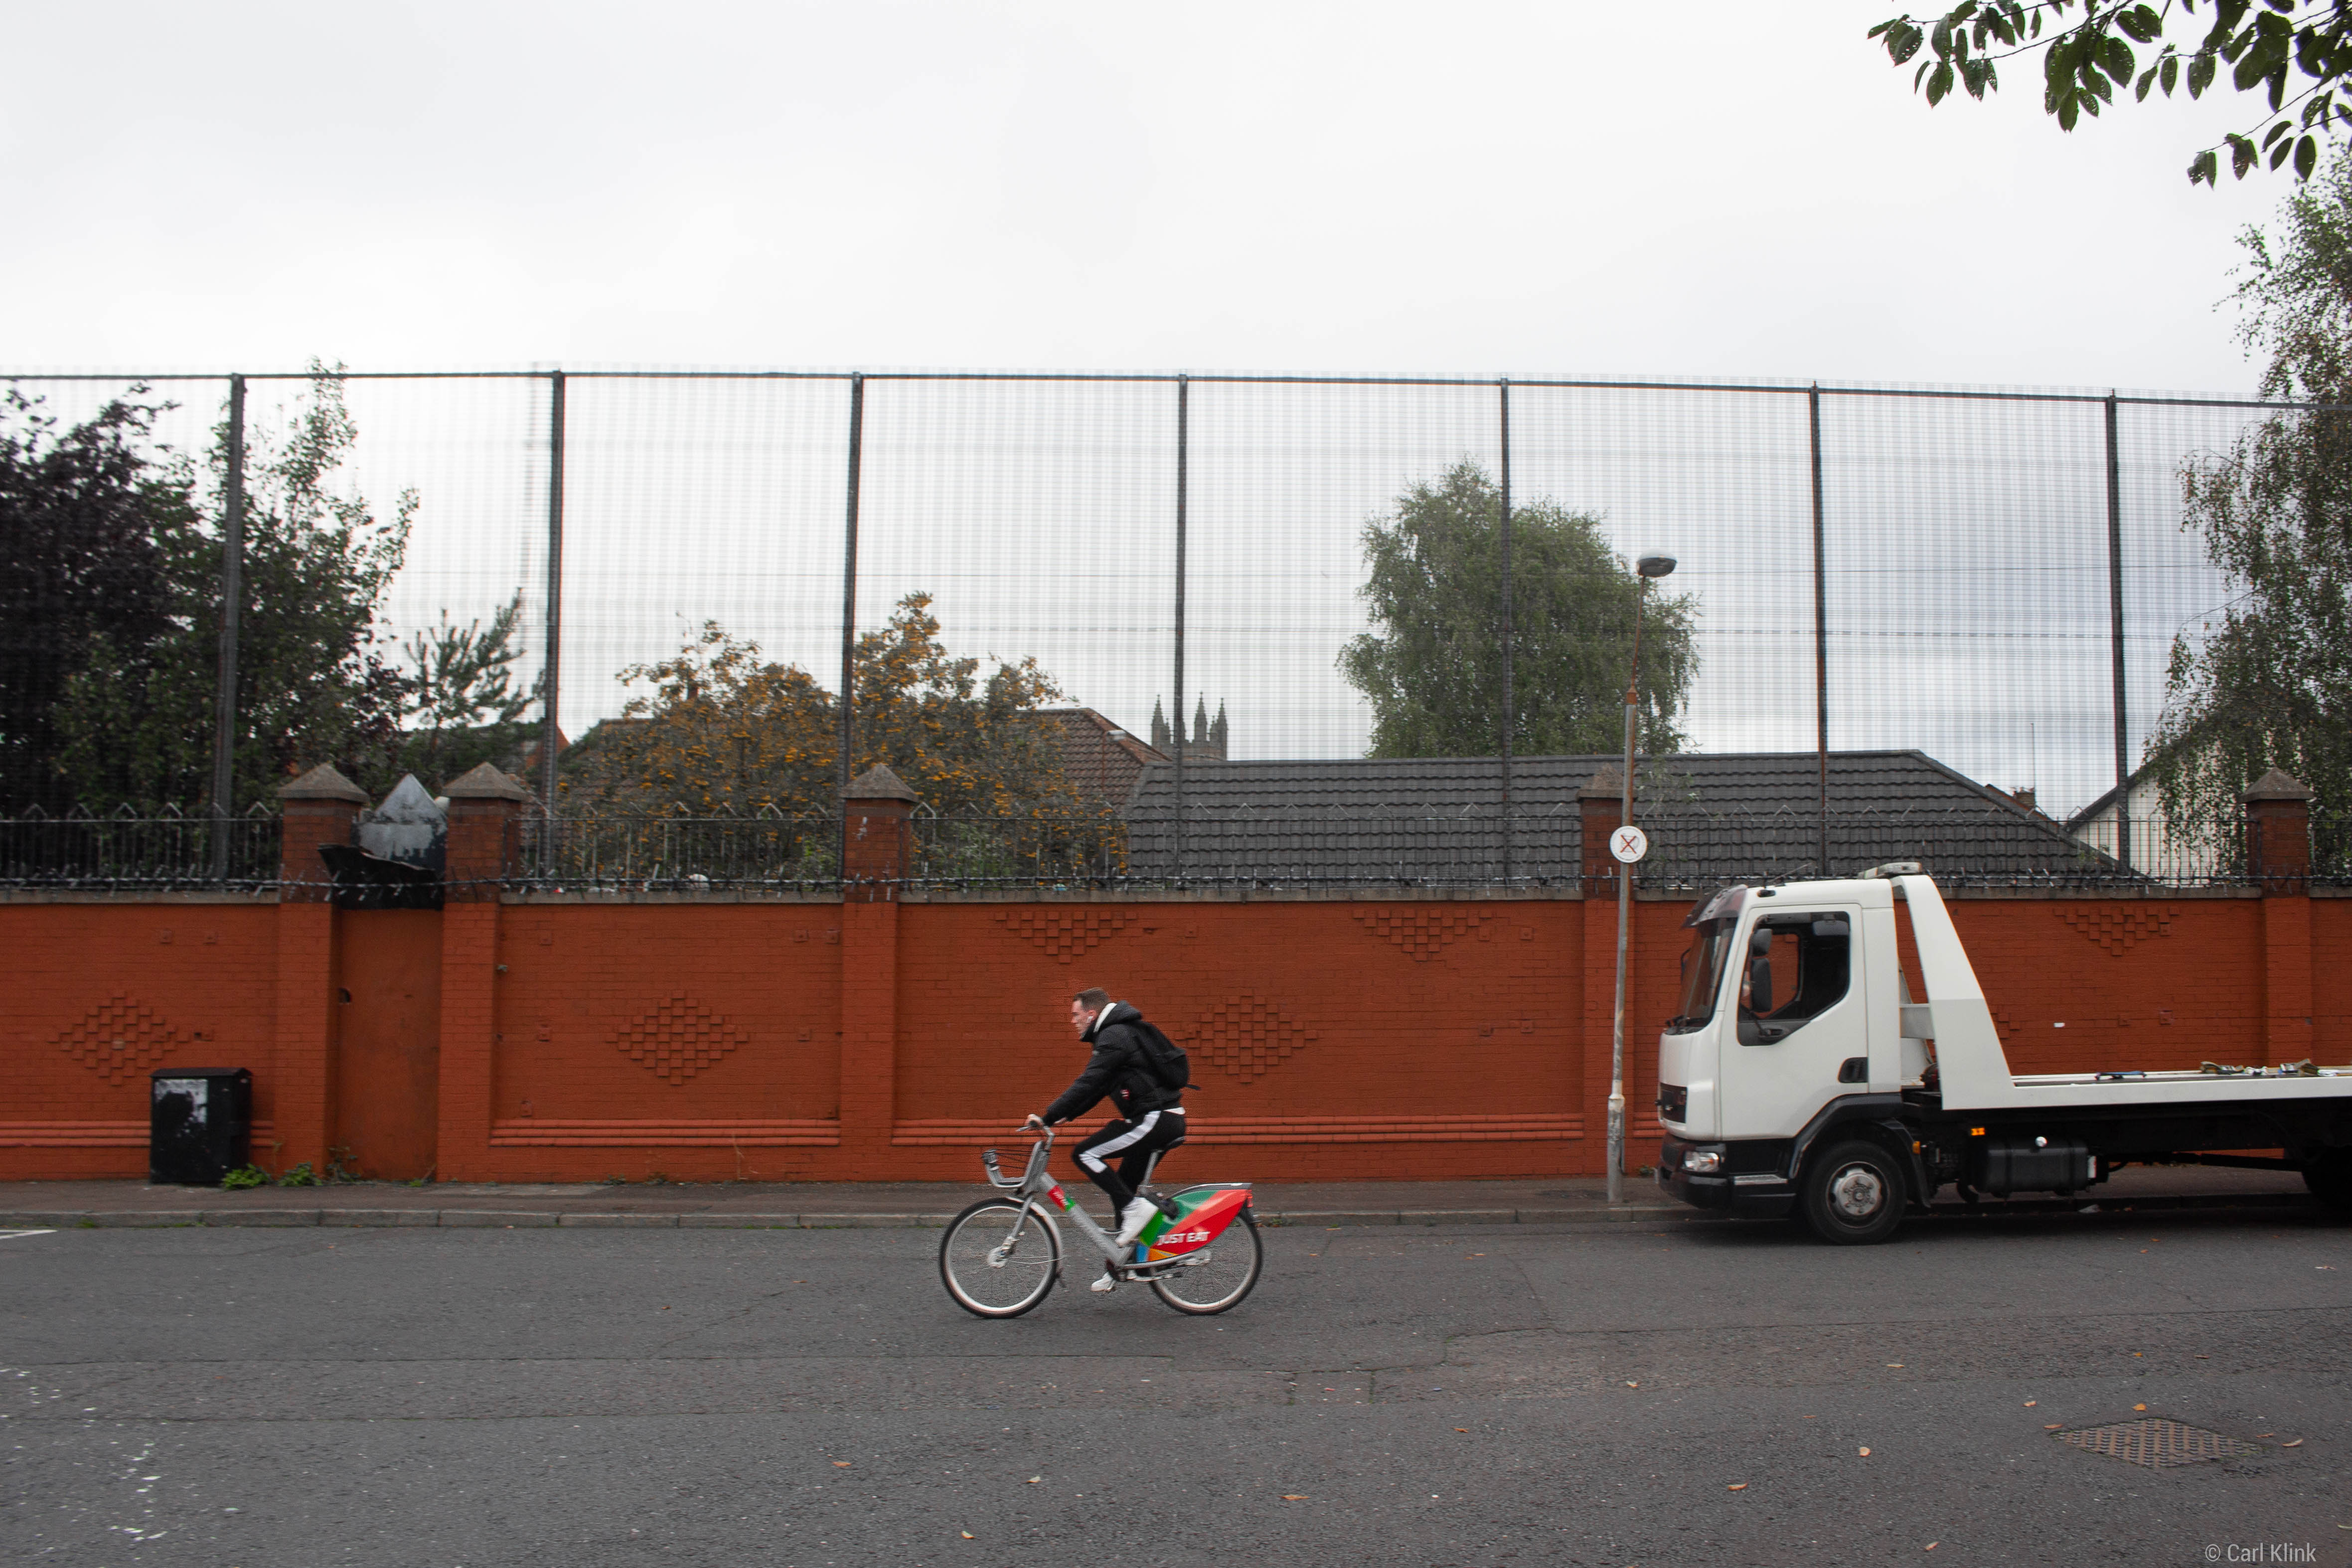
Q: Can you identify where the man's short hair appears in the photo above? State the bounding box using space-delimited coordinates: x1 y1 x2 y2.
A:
1073 987 1110 1011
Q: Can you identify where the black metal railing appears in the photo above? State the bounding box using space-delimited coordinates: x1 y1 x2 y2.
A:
0 803 2292 894
0 804 282 891
903 804 1131 889
513 808 837 893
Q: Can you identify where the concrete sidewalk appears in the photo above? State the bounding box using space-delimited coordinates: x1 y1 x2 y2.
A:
0 1163 2320 1230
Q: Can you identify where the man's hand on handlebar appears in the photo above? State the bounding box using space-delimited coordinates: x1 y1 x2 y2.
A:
1018 1113 1047 1133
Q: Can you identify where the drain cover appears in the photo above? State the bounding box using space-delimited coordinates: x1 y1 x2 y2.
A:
2054 1418 2264 1468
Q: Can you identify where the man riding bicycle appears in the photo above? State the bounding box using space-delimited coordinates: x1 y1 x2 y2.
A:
1021 987 1185 1292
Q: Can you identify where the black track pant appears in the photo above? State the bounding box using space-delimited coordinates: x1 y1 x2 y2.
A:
1072 1108 1185 1210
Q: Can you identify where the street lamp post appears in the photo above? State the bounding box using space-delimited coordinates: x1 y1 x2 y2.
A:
1607 552 1677 1205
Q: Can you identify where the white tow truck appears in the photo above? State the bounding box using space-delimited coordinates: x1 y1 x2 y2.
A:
1654 865 2352 1244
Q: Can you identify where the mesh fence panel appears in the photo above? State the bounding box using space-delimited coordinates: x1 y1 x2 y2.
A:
0 367 2330 889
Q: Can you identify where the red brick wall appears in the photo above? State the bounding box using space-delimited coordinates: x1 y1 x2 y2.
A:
2318 899 2352 1062
1 902 279 1178
5 888 2345 1184
892 901 1586 1181
1947 897 2268 1075
465 904 845 1182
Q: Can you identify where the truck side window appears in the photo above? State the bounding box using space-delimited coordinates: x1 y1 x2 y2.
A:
1738 912 1852 1044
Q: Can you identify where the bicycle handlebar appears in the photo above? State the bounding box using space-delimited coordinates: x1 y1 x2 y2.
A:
981 1128 1056 1189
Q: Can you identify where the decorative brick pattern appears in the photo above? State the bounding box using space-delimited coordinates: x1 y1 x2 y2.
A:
1354 907 1486 961
2056 905 2180 955
1988 1007 2026 1040
1189 994 1318 1084
610 995 751 1085
55 995 187 1086
994 910 1130 963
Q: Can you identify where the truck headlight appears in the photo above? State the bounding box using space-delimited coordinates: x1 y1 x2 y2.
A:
1682 1149 1724 1173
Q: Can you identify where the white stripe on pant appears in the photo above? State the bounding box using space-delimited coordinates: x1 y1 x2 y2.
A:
1077 1109 1163 1172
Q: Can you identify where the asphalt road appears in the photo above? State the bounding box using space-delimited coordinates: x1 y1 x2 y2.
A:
4 1205 2349 1568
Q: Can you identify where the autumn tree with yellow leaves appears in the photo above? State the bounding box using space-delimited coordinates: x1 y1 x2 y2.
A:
559 592 1080 821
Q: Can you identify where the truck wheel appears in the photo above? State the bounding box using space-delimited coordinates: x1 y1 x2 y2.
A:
2304 1150 2352 1215
1799 1140 1906 1246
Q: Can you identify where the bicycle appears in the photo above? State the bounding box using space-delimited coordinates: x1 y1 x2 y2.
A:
938 1127 1262 1318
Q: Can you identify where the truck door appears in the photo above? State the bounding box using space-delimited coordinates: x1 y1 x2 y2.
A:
1725 906 1867 1139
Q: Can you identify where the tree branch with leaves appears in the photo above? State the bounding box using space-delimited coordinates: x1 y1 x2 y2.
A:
1873 0 2352 184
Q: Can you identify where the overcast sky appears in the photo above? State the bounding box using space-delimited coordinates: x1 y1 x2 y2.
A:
1 0 2294 390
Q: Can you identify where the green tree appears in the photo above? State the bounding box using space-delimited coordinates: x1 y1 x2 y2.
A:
2147 143 2352 868
395 591 544 788
0 390 181 811
1339 462 1699 759
1872 1 2352 184
54 367 412 811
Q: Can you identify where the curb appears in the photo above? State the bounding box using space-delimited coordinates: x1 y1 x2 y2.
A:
0 1193 2316 1233
0 1204 1699 1231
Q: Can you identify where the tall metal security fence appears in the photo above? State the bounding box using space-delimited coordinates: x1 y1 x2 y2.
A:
1 365 2336 890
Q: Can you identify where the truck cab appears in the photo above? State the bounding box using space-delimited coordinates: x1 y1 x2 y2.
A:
1654 865 2352 1243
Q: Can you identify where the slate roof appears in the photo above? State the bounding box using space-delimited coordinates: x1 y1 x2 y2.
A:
1122 750 2121 888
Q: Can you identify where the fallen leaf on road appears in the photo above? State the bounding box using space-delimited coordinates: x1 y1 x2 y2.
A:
1027 1477 1041 1483
1454 1428 1468 1433
2024 1401 2037 1407
1859 1447 1872 1457
1887 1363 1904 1369
2044 1424 2063 1430
1926 1545 1938 1552
2134 1404 2147 1411
2284 1439 2305 1448
960 1532 974 1540
1726 1483 1747 1491
2259 1432 2275 1437
1625 1381 1639 1388
833 1461 851 1468
1281 1494 1308 1501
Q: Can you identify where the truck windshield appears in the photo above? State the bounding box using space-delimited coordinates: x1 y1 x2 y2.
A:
1668 920 1734 1033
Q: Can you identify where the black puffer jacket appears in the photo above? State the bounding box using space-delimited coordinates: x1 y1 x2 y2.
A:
1042 1002 1180 1124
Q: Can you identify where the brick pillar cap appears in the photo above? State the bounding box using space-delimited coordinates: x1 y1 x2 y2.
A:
442 762 533 801
278 763 368 803
2242 768 2315 803
1577 765 1625 801
844 764 920 803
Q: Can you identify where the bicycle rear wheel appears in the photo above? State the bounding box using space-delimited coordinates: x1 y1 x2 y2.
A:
1148 1208 1262 1315
940 1199 1061 1318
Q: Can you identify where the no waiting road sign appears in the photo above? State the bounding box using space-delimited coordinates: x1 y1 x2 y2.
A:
1609 825 1649 864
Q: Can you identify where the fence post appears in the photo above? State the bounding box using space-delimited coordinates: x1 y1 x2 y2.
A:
208 373 247 880
1810 382 1829 875
436 763 530 1183
2104 391 2131 870
539 370 566 823
273 762 365 1177
276 763 366 899
443 762 530 899
838 763 914 1172
1173 373 1188 879
1498 377 1513 885
2242 769 2315 1063
838 373 866 882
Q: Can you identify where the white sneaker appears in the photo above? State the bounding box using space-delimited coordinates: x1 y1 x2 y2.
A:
1089 1269 1117 1293
1114 1198 1158 1248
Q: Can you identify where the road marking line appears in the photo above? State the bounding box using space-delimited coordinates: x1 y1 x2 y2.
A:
0 1230 57 1241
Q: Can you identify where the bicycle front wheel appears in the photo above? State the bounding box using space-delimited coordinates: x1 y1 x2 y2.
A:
1148 1208 1262 1315
940 1198 1061 1318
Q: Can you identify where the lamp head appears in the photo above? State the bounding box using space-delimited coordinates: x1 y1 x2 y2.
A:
1636 554 1677 579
